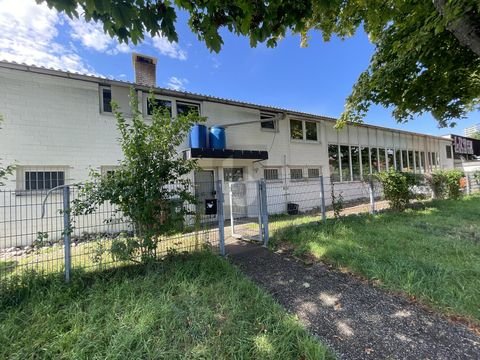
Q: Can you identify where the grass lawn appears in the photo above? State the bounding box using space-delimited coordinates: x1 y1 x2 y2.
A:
0 251 332 360
270 195 480 323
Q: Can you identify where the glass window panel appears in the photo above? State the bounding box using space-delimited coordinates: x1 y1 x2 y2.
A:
176 102 200 116
102 88 112 113
328 144 340 182
420 152 426 173
414 151 420 173
351 146 361 181
147 98 172 116
340 145 351 181
446 145 452 159
395 149 402 171
371 148 379 173
264 168 279 181
290 168 303 180
378 148 386 171
305 121 318 141
387 148 394 171
25 171 65 190
290 119 303 140
408 151 414 171
224 168 244 182
308 168 320 178
402 150 408 171
361 147 370 178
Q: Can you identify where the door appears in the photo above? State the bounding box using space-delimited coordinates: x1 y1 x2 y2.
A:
194 170 216 217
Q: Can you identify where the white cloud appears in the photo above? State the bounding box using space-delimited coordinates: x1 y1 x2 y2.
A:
166 76 188 91
67 15 132 55
0 0 92 73
151 36 187 60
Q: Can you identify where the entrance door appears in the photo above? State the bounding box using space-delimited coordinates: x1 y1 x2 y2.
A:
194 170 216 216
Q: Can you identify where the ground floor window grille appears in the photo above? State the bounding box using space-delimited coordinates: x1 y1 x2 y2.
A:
307 168 320 179
290 168 303 180
25 171 65 191
264 168 279 181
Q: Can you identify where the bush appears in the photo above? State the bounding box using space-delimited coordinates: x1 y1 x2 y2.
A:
425 169 464 199
375 170 419 211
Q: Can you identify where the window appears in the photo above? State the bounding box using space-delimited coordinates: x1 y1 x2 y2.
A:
408 151 414 171
308 168 320 179
402 150 408 171
387 149 394 171
305 121 318 141
371 148 379 173
290 119 318 142
101 166 119 176
378 148 386 171
260 113 277 131
329 144 340 182
351 146 361 181
25 171 65 191
361 147 370 177
101 87 112 113
395 149 402 171
414 151 420 173
177 102 200 116
290 168 303 180
340 145 351 181
446 145 452 159
224 168 244 182
290 119 303 140
420 152 426 173
147 98 172 116
264 168 279 181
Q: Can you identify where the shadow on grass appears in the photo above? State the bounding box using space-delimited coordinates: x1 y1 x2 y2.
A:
0 260 17 275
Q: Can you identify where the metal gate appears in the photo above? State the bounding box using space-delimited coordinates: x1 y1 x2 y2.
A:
228 180 265 242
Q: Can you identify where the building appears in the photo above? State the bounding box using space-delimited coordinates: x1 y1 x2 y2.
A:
464 124 480 138
443 134 480 172
0 55 455 245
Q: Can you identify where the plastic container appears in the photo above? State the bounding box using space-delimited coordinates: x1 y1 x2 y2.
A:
209 126 226 149
189 124 207 148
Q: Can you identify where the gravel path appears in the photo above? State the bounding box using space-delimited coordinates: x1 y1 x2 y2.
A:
226 240 480 360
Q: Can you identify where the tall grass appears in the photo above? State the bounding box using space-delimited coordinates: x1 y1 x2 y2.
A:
0 252 332 359
271 195 480 323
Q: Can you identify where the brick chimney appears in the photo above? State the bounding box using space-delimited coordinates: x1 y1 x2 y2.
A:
132 53 157 87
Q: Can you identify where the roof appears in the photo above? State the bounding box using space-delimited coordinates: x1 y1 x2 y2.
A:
0 59 451 142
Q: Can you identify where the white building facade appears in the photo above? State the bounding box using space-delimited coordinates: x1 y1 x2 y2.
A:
0 58 455 245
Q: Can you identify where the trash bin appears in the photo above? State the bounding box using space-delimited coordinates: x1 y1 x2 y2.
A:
287 203 299 215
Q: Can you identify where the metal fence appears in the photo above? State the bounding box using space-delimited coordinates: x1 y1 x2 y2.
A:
0 181 223 284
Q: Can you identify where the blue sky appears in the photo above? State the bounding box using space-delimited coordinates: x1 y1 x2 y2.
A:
1 1 477 136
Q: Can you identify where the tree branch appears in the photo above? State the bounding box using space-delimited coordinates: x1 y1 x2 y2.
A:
433 0 480 57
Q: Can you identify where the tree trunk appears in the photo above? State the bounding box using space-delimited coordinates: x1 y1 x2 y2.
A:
433 0 480 57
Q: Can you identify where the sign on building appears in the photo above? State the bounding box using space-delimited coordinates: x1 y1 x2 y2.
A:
453 135 474 155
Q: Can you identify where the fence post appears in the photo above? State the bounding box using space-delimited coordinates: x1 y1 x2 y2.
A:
229 183 235 237
63 186 71 283
216 180 225 256
259 179 270 247
320 176 326 223
369 178 376 214
466 174 471 195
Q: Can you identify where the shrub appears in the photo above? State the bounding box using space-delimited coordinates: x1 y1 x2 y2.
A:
375 170 419 211
425 169 464 199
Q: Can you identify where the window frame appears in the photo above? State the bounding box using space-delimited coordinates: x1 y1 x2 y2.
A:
264 168 281 182
307 168 321 179
260 113 278 132
100 86 112 114
289 168 304 181
446 145 453 159
289 118 319 143
17 166 68 193
176 101 201 117
223 167 245 182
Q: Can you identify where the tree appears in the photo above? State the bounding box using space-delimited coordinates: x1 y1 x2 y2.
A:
40 0 480 127
73 91 204 262
469 131 480 140
0 115 14 187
